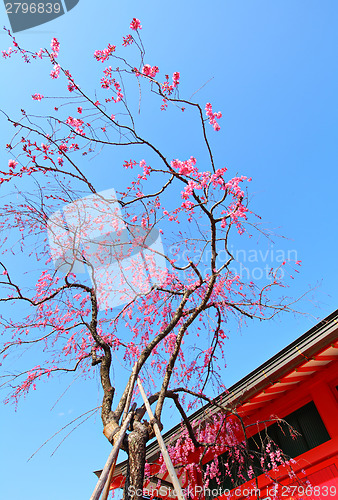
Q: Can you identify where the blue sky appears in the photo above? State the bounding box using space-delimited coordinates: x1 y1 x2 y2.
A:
1 1 338 499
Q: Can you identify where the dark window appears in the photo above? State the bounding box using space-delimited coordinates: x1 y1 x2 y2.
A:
204 401 330 496
264 401 330 457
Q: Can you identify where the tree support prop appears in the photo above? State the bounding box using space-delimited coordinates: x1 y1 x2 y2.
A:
137 378 185 500
90 404 136 500
101 456 118 500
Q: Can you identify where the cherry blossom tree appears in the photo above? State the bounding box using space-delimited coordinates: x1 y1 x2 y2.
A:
0 19 302 500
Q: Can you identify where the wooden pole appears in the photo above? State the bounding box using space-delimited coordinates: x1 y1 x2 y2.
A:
101 455 118 500
137 378 185 500
122 362 138 424
89 405 135 500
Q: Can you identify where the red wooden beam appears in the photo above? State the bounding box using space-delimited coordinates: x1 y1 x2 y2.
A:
313 355 338 361
263 385 287 394
295 366 318 373
250 394 279 404
280 375 308 383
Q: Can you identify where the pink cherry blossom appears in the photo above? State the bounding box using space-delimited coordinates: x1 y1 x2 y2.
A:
205 102 222 131
122 34 133 47
93 44 116 63
130 18 142 30
8 159 18 169
50 38 60 58
142 64 159 78
173 71 180 87
50 64 61 79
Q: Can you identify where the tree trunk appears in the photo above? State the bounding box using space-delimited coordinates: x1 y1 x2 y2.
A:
123 422 149 500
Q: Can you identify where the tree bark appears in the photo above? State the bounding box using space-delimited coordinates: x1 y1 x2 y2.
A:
123 422 149 500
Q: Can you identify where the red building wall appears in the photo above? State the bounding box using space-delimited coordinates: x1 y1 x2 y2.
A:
213 360 338 500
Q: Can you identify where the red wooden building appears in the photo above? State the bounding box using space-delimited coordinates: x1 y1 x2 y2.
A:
107 310 338 499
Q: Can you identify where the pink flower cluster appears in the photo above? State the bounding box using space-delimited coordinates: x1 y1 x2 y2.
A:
217 175 251 232
227 203 248 233
210 167 228 189
2 29 44 63
2 47 13 59
170 157 250 233
142 64 159 78
123 159 137 169
171 157 197 176
224 175 250 196
160 72 181 110
12 366 44 399
161 99 168 111
67 82 75 92
205 102 222 131
122 34 133 47
0 160 38 185
181 179 201 200
139 160 151 179
50 64 60 79
173 71 180 87
171 158 211 201
50 38 60 58
8 159 18 170
130 18 142 30
32 93 44 101
100 66 123 102
161 72 181 95
93 44 116 63
66 116 85 135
